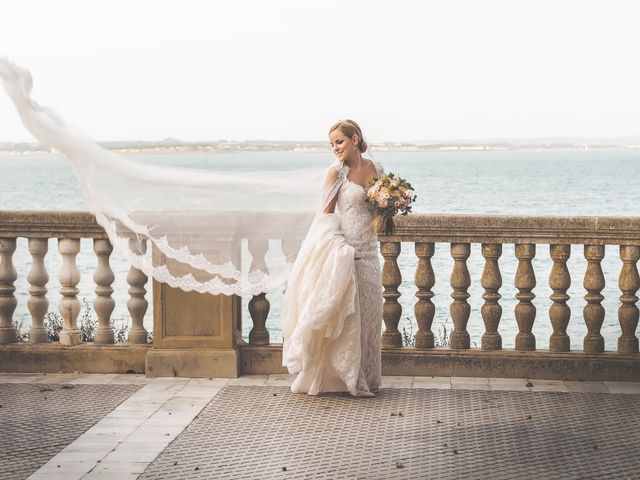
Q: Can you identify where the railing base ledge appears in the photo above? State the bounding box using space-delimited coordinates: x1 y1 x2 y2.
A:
381 347 640 381
240 343 289 375
241 344 640 381
2 343 638 382
0 343 150 374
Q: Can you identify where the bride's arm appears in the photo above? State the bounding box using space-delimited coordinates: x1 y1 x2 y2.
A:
322 166 340 214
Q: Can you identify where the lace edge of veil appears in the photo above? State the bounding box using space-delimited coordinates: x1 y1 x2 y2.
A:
98 213 289 297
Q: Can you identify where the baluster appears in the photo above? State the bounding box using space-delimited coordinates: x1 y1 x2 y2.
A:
381 241 402 348
414 243 435 348
58 238 82 345
583 245 605 353
450 243 471 349
248 238 270 345
515 244 536 351
0 238 18 344
618 245 640 354
548 244 571 352
127 238 149 344
282 238 303 264
27 238 49 343
481 243 502 350
93 239 115 344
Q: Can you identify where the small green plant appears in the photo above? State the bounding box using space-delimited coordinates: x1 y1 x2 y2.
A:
79 298 97 342
111 317 130 343
435 318 450 348
401 317 451 347
11 297 151 344
43 311 64 342
401 319 415 347
12 319 29 342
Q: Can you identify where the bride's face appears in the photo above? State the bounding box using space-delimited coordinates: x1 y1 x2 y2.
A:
329 129 358 161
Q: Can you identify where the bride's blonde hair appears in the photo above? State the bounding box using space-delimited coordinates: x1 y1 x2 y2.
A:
329 119 368 153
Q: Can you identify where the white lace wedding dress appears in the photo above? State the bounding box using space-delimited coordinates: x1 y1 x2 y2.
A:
281 159 384 397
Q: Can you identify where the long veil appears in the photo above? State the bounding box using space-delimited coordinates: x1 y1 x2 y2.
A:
0 57 334 296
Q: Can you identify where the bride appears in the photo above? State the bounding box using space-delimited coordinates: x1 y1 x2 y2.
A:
281 120 384 398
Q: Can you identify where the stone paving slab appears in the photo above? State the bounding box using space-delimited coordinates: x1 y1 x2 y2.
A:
0 382 141 480
27 377 227 479
139 385 640 480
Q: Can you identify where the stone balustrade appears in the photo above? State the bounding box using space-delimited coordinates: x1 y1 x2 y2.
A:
242 214 640 381
0 211 149 347
0 211 150 373
377 214 640 353
1 211 639 381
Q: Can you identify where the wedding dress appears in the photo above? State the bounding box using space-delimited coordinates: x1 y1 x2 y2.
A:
281 159 384 397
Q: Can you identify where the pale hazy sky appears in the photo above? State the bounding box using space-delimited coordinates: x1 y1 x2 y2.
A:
1 0 639 142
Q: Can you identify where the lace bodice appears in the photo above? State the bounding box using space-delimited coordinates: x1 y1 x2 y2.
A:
335 160 385 260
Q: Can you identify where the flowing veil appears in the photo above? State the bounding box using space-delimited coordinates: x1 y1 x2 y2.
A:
0 57 338 296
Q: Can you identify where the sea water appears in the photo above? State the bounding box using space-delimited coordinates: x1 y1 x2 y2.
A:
2 149 639 350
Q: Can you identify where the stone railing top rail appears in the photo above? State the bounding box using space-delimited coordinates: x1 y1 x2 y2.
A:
0 210 314 238
2 210 640 244
0 210 106 238
387 214 640 245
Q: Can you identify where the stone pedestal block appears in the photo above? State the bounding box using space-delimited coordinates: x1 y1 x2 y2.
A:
146 279 242 378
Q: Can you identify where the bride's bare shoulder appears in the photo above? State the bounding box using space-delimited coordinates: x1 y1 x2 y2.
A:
365 158 384 176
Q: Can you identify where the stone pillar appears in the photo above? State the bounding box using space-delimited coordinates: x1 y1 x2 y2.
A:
414 242 435 349
248 294 270 345
515 243 536 351
93 239 115 344
549 244 571 352
58 238 82 346
449 243 471 349
381 241 402 348
127 238 149 344
282 238 302 264
248 238 270 345
618 245 640 354
0 237 18 344
583 245 605 353
481 243 502 350
27 238 50 343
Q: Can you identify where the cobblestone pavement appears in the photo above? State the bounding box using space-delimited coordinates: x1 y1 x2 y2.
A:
140 385 640 480
0 382 141 480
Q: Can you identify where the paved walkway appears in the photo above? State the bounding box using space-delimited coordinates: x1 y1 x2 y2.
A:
1 373 639 479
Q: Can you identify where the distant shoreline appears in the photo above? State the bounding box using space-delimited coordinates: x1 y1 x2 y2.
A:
2 140 640 156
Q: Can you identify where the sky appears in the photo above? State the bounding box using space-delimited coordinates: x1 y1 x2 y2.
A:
1 0 640 143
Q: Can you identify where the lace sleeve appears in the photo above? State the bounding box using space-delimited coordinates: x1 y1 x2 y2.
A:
322 161 349 213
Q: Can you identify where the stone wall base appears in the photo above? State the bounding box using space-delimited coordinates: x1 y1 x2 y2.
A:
380 348 640 381
241 344 640 382
2 343 639 382
0 343 150 374
145 348 241 378
239 344 288 375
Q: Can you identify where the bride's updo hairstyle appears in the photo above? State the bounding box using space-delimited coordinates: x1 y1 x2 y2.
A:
329 119 368 153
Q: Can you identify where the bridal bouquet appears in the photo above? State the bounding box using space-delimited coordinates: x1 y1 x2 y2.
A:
365 172 416 235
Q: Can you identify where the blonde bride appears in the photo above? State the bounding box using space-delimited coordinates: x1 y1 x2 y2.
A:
282 120 384 398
